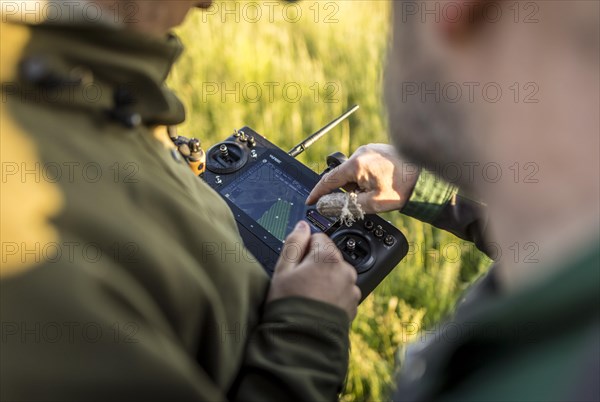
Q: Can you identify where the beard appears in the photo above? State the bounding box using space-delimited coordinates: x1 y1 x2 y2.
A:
384 13 478 192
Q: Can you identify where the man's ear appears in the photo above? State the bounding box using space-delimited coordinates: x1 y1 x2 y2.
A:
195 0 213 9
438 0 489 43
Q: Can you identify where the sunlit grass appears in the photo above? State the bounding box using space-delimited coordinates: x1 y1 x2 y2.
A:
168 2 489 400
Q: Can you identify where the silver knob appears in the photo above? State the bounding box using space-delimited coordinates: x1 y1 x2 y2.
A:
219 144 229 158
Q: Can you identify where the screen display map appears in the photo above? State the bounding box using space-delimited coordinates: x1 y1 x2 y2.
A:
222 159 332 242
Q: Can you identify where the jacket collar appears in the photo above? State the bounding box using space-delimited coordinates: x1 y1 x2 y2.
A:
5 19 186 126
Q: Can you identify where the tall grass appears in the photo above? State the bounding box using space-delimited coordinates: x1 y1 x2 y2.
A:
168 1 490 400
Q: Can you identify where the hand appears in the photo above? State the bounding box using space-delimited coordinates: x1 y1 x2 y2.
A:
306 144 420 214
267 221 361 320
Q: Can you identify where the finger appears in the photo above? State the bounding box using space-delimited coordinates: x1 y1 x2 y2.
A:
353 285 362 302
348 265 358 284
306 162 357 205
347 288 361 320
275 221 311 273
343 286 361 321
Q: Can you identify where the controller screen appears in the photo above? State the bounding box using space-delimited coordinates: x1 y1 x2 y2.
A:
222 160 333 242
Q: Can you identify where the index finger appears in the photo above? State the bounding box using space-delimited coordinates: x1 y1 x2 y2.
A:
306 162 356 205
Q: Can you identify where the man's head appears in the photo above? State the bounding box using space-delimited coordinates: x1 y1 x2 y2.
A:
386 1 599 193
385 1 599 281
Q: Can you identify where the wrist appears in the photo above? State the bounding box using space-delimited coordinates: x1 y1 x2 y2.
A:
401 170 458 222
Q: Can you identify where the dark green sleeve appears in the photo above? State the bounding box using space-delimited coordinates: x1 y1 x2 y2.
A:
230 297 350 402
401 169 459 223
1 263 349 402
0 263 226 402
401 170 492 257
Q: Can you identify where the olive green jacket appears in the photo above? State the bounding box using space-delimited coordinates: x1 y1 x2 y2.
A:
396 172 600 401
0 20 349 402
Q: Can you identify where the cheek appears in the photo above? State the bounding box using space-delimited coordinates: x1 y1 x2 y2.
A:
553 48 599 141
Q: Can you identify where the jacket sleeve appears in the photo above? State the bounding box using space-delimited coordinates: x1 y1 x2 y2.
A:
230 297 350 402
0 262 225 402
401 170 493 258
0 262 349 402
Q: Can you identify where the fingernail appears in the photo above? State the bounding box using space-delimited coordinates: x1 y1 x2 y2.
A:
295 221 308 231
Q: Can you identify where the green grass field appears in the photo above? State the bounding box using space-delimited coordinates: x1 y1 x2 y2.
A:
168 1 490 400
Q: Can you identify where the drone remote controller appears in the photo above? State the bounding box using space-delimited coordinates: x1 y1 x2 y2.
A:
201 107 408 300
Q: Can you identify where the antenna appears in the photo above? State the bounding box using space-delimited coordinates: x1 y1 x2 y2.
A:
288 105 359 158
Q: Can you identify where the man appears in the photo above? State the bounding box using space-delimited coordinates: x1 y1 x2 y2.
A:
309 1 599 400
1 1 360 400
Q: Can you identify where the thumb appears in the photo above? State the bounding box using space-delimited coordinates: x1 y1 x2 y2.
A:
355 191 378 214
356 191 403 214
274 221 311 273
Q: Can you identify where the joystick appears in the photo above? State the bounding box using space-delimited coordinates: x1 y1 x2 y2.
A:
206 141 249 174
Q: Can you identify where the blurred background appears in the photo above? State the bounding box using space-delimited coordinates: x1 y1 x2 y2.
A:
167 1 491 400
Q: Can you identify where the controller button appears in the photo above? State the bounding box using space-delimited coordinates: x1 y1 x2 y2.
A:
384 235 395 247
364 220 374 231
374 225 384 238
346 238 356 251
189 138 201 153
